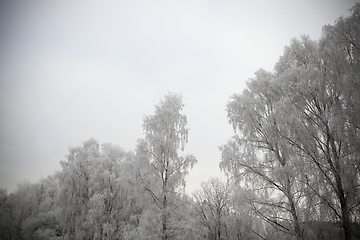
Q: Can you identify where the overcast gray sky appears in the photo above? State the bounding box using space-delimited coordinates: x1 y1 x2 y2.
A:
0 0 357 194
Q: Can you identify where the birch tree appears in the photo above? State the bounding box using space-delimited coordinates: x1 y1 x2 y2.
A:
274 10 360 237
138 93 197 240
220 69 305 240
192 178 231 240
221 5 360 239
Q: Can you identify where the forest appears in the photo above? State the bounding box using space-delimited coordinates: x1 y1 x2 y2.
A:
1 3 359 240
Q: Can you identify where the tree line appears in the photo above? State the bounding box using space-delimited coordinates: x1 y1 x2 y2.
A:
1 3 359 240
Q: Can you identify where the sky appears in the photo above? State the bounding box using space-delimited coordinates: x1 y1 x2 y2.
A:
0 0 358 194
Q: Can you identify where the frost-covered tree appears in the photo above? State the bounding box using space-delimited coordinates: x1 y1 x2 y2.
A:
0 188 11 239
0 178 60 240
57 138 140 239
137 93 197 239
220 69 305 240
192 178 231 240
192 178 262 240
274 7 360 238
192 178 232 240
84 142 137 239
221 4 360 240
0 94 200 239
57 138 100 239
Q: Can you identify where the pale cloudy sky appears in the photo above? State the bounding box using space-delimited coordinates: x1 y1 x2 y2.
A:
0 0 357 194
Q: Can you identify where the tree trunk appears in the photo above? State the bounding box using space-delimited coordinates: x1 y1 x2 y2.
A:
289 199 303 240
340 194 352 240
287 177 303 240
162 209 167 240
217 214 221 240
162 159 168 240
335 172 352 240
329 134 352 240
161 190 168 240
